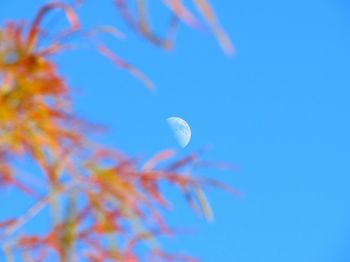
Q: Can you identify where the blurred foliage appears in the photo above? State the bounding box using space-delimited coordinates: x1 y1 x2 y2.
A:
0 1 234 261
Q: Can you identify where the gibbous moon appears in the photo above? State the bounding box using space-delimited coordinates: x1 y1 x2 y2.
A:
166 117 191 148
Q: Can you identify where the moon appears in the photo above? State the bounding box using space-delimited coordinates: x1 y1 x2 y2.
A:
166 117 191 148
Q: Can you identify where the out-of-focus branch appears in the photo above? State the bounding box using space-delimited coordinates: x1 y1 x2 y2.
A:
1 181 75 243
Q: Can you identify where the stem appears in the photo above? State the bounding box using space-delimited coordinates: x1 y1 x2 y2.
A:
1 182 74 243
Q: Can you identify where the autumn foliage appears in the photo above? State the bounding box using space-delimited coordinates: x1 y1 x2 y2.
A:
0 1 234 261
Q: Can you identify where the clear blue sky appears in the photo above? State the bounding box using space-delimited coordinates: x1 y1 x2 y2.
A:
1 0 350 261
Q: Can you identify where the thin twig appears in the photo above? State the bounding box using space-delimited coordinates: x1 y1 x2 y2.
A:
1 181 75 243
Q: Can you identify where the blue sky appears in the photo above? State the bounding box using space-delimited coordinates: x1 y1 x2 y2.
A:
1 0 350 261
